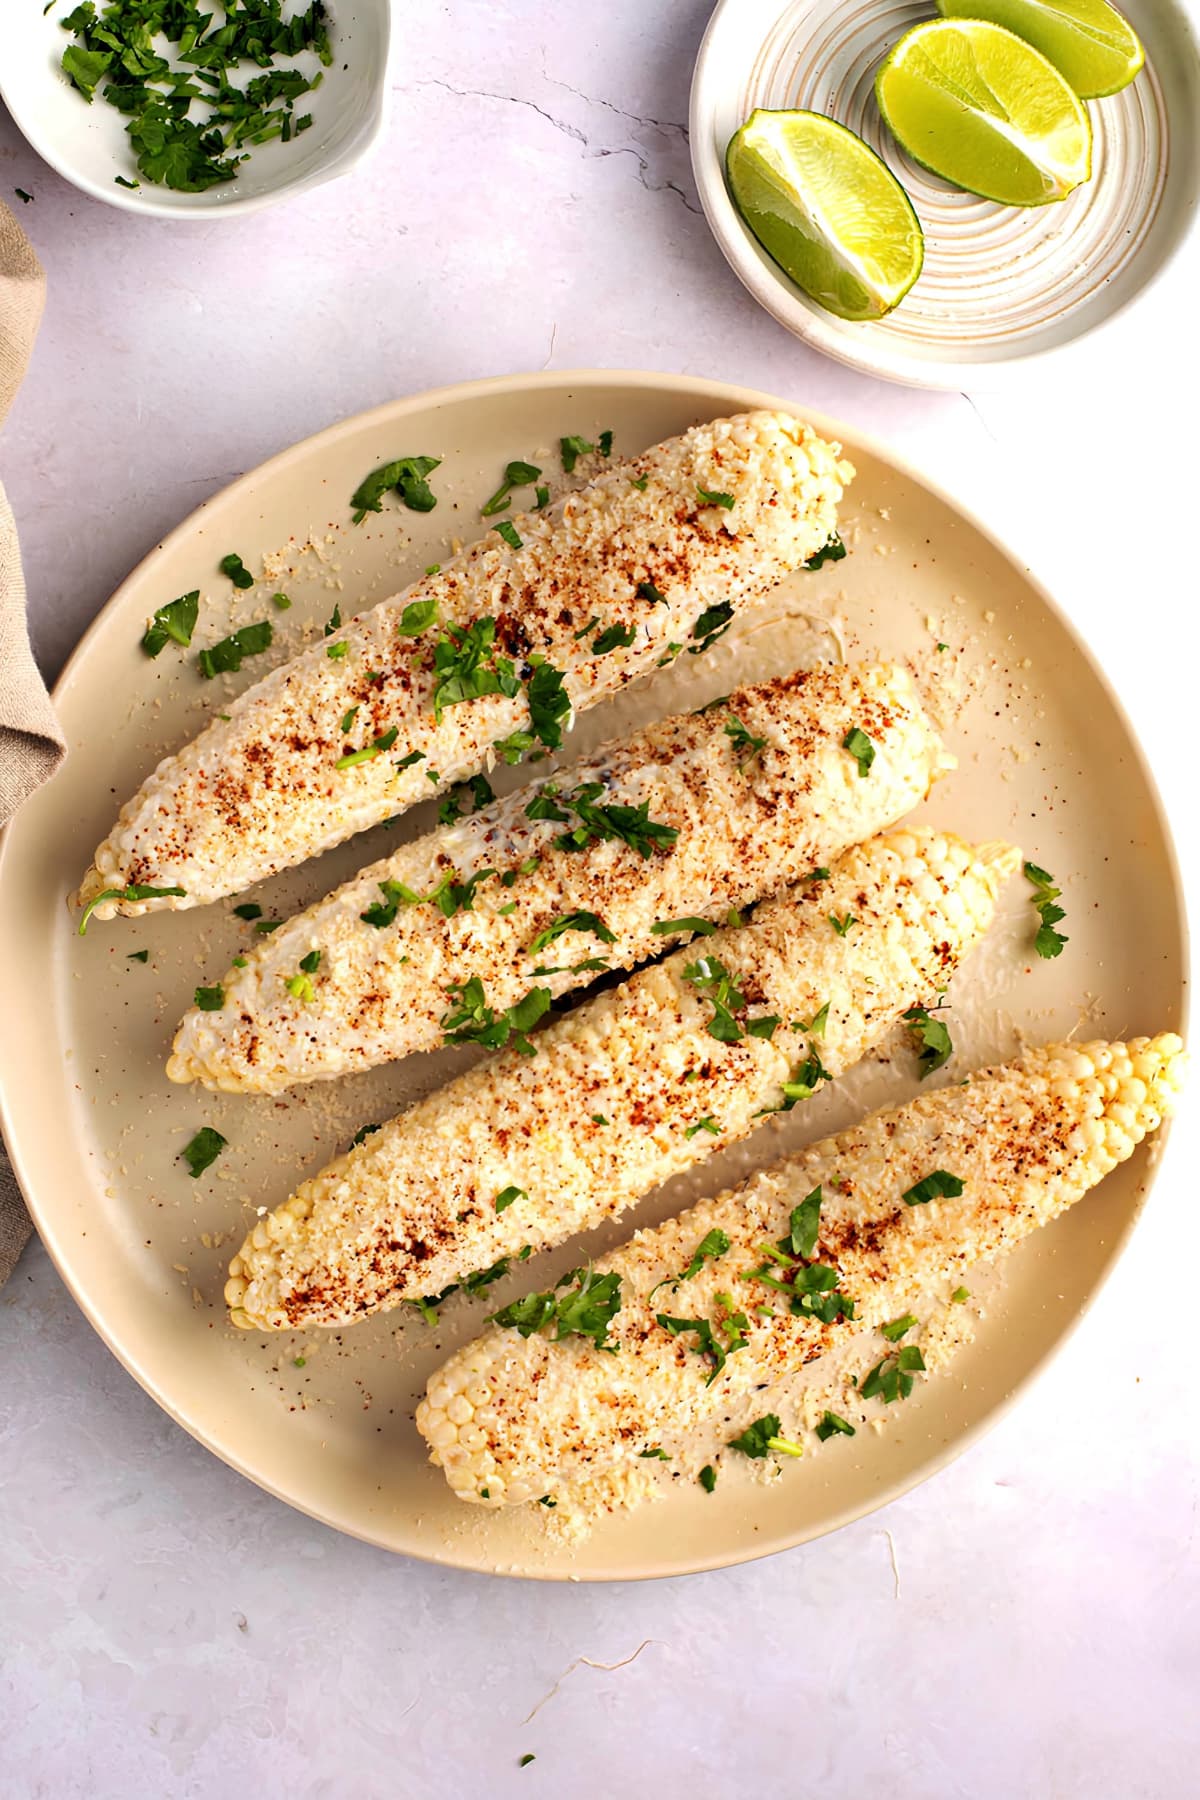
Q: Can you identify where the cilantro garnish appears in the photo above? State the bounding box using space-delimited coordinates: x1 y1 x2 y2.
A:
729 1414 803 1459
803 534 846 570
724 714 767 769
494 519 522 551
285 951 320 1003
636 579 666 606
860 1344 926 1403
534 485 550 509
490 1266 623 1351
438 773 494 825
774 1042 831 1112
253 918 283 934
541 782 679 859
689 601 734 655
395 749 425 770
58 1 332 191
272 593 291 610
902 1170 964 1206
351 1123 382 1148
842 727 875 777
696 486 734 509
828 912 856 936
197 620 272 679
684 1117 720 1140
340 706 359 734
651 917 716 938
650 1228 730 1298
657 1296 748 1384
952 1285 970 1303
638 1447 670 1460
141 589 199 657
495 1186 526 1214
739 1187 854 1325
793 1001 830 1039
481 459 541 517
181 1126 226 1179
324 605 341 637
881 1313 918 1342
1024 861 1068 958
526 661 571 750
816 1411 856 1440
219 552 254 590
598 430 613 456
699 1464 717 1493
326 640 349 660
440 978 551 1054
77 882 186 935
630 476 649 493
193 984 224 1011
592 622 637 656
492 729 536 765
903 1003 953 1077
359 865 496 926
431 617 520 720
398 597 438 635
351 455 440 523
127 949 149 962
527 911 615 955
335 726 399 770
559 434 593 473
682 954 746 1044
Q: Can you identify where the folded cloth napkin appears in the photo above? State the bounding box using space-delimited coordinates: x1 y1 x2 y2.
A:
1 200 64 1287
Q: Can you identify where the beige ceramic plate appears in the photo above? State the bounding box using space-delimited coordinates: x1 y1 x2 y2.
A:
0 372 1184 1579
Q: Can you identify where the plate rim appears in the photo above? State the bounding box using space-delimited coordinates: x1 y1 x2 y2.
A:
1 366 1189 1579
688 0 1200 391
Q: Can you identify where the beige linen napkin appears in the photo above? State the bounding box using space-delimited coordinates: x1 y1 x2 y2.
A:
1 200 64 1285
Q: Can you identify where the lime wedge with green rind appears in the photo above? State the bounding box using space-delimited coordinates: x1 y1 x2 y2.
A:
726 110 924 322
939 0 1144 99
876 18 1092 206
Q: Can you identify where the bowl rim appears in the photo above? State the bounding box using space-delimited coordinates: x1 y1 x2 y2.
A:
688 0 1200 390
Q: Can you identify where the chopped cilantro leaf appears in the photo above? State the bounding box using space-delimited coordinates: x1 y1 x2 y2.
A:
724 714 767 769
527 910 616 954
398 598 439 635
803 534 847 570
902 1170 964 1206
549 782 678 859
335 726 399 770
592 622 637 656
598 430 613 456
494 519 522 551
526 661 571 750
490 1266 622 1351
193 985 225 1012
559 434 593 473
651 916 716 938
637 579 667 606
196 620 272 679
682 954 746 1043
1024 861 1068 958
630 475 649 492
689 601 734 655
699 1464 717 1493
324 605 341 637
816 1411 855 1440
431 617 520 720
77 883 186 935
860 1343 926 1403
842 727 875 777
828 912 856 936
326 640 349 660
903 1004 953 1077
272 593 291 611
181 1126 226 1179
481 459 541 517
952 1285 970 1303
351 455 440 523
351 1123 382 1148
441 977 552 1054
141 590 199 658
881 1313 918 1342
219 552 254 590
729 1414 803 1459
495 1185 526 1214
696 486 734 509
657 1298 748 1384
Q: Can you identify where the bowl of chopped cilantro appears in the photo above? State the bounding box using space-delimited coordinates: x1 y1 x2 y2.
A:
0 1 390 216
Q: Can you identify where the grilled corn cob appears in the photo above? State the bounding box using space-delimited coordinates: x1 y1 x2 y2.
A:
418 1034 1185 1507
225 828 1016 1330
78 411 852 922
171 662 947 1094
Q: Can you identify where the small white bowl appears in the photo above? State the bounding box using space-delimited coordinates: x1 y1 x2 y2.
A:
0 1 390 219
690 0 1200 388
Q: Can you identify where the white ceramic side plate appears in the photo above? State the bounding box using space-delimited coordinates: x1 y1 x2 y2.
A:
690 0 1200 388
0 371 1185 1578
0 1 390 218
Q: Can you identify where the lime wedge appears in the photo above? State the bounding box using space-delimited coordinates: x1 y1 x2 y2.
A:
876 19 1092 206
725 110 924 322
939 0 1143 99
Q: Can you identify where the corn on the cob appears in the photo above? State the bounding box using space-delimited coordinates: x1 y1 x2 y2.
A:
170 662 947 1094
78 412 852 922
417 1035 1184 1508
225 828 1016 1330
